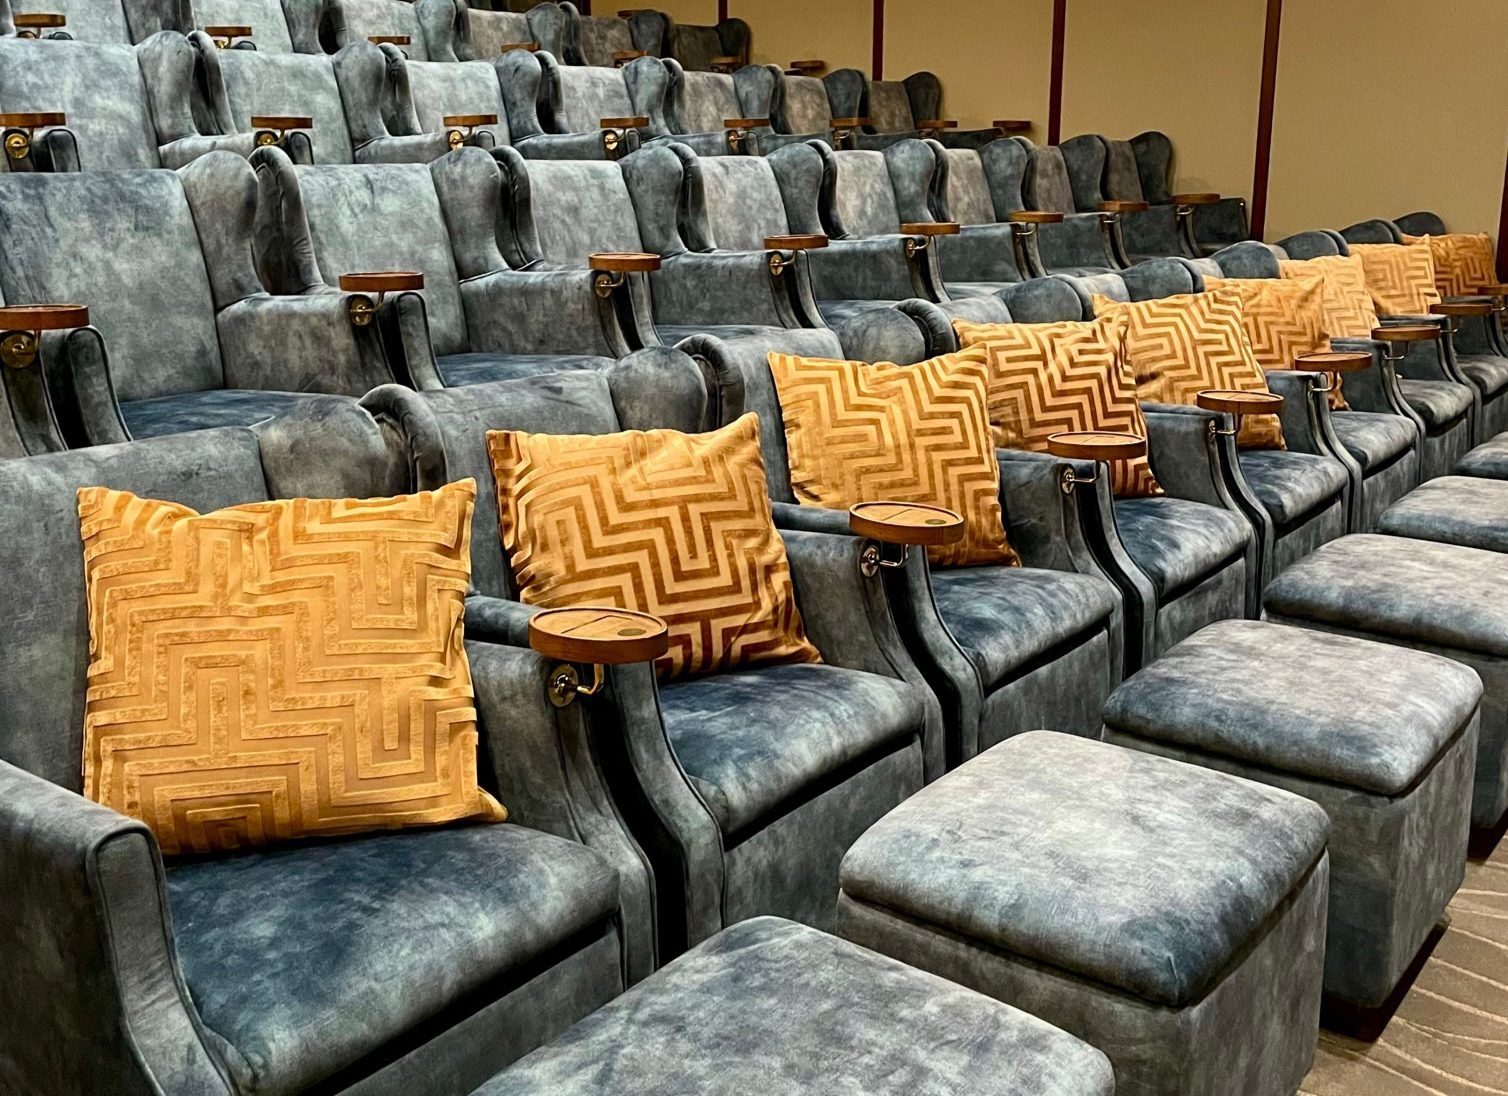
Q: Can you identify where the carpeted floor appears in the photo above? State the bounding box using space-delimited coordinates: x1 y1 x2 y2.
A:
1300 835 1508 1095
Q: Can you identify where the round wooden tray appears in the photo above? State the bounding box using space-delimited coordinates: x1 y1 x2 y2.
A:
724 117 769 129
849 502 965 547
443 113 498 128
1294 351 1372 372
612 50 647 61
0 112 65 129
917 119 958 129
900 221 961 236
1430 301 1494 318
710 55 742 69
203 24 252 37
1098 200 1150 213
589 252 661 273
498 41 539 52
15 12 66 27
600 116 649 129
1046 430 1148 462
1197 389 1284 415
0 304 88 331
1172 192 1220 205
529 607 669 666
831 116 871 127
1008 210 1064 224
789 59 825 72
368 34 409 44
993 120 1031 132
765 234 828 251
251 115 313 130
338 272 425 293
1371 324 1440 342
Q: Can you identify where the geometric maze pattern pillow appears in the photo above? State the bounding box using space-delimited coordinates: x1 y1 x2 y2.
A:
953 316 1162 498
1278 254 1379 341
766 349 1019 569
1091 288 1285 450
488 413 821 682
79 480 505 856
1404 232 1498 299
1204 274 1346 409
1348 242 1443 316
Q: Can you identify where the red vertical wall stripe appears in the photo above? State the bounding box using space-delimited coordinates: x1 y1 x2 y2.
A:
1249 0 1284 240
719 0 729 21
872 0 885 79
1047 0 1067 145
1497 143 1508 280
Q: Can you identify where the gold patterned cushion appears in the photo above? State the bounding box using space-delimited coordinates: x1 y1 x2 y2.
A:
766 349 1018 569
1349 242 1442 316
1278 254 1379 340
1204 274 1346 410
488 413 820 682
1091 289 1285 450
1403 232 1498 298
79 481 505 857
952 316 1161 498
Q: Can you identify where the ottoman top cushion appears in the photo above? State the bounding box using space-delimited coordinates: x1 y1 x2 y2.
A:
839 732 1329 1008
1378 476 1508 554
1264 534 1508 658
474 917 1114 1096
1103 620 1481 795
1457 435 1508 480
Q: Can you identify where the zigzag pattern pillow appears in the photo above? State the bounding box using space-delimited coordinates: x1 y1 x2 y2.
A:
1349 242 1442 316
1404 232 1498 298
1091 289 1285 450
1204 274 1346 410
1278 254 1379 341
489 413 820 681
766 349 1018 569
79 480 506 856
953 316 1162 498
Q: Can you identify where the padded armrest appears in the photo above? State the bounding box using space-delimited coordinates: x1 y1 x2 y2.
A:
352 132 456 165
461 267 632 358
44 325 127 448
0 125 80 173
1263 369 1328 456
511 130 636 161
995 448 1099 576
770 500 849 536
1141 405 1230 509
653 250 792 328
1037 214 1118 272
1325 340 1400 417
217 291 402 396
807 236 923 303
936 126 1012 151
157 132 260 171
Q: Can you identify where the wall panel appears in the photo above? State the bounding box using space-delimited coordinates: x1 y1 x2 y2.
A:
1265 0 1508 241
649 0 719 23
729 0 872 72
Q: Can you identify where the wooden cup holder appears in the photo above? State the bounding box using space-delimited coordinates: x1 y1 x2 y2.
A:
1430 301 1494 318
204 24 252 47
1197 389 1284 436
1046 431 1148 462
251 115 313 147
529 607 670 707
724 117 768 152
368 34 410 46
0 304 88 370
850 502 964 573
1475 284 1508 297
1371 324 1441 343
917 119 958 131
612 50 647 65
14 12 65 36
590 252 660 296
1009 210 1065 225
710 55 743 72
901 221 960 257
831 116 869 130
1097 200 1150 214
789 59 826 74
338 272 424 327
1295 351 1372 373
992 120 1031 133
443 113 498 150
498 41 539 52
1172 192 1220 206
765 233 827 274
0 112 66 161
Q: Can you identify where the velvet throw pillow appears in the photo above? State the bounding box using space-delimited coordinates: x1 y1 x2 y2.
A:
79 480 505 857
1403 232 1498 299
1278 254 1379 341
766 349 1018 569
1203 274 1346 410
488 413 820 682
1349 242 1442 316
953 315 1162 498
1091 289 1285 450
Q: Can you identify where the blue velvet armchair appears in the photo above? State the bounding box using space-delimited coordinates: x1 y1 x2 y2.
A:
1016 138 1133 280
187 0 344 53
823 68 1004 151
0 405 638 1095
557 1 663 67
662 10 749 71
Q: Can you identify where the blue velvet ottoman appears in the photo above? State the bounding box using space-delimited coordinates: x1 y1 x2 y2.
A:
1457 435 1508 480
836 732 1330 1096
1265 534 1508 827
1103 620 1478 1007
474 917 1113 1095
1378 475 1508 553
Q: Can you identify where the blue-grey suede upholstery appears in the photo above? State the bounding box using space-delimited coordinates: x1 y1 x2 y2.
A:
0 152 400 444
189 0 341 53
839 730 1329 1095
1379 475 1508 554
1457 433 1508 480
1105 619 1475 1007
479 917 1114 1095
664 14 749 72
1265 534 1508 828
0 413 631 1095
7 0 183 42
822 69 1000 151
662 61 765 154
557 2 661 67
363 365 939 973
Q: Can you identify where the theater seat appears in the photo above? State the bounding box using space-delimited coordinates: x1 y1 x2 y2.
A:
120 390 353 438
1399 377 1474 430
1330 411 1419 471
1112 496 1252 598
167 824 620 1096
1238 449 1352 530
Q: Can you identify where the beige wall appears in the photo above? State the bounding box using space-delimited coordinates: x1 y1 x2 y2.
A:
647 0 720 23
730 0 872 72
1265 0 1508 241
882 0 1053 143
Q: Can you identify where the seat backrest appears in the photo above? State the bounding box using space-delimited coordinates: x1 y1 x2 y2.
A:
1101 137 1145 203
1341 218 1405 245
572 10 632 65
693 154 794 251
1276 229 1348 260
1129 130 1173 204
11 0 164 44
1058 133 1106 211
216 47 355 162
191 0 295 51
551 61 633 131
830 148 902 236
670 66 740 135
943 149 997 225
0 37 161 168
502 156 643 264
1023 143 1076 214
339 0 436 61
865 79 916 134
403 56 512 146
0 168 228 402
285 161 470 355
777 73 832 134
1210 240 1284 279
668 20 736 71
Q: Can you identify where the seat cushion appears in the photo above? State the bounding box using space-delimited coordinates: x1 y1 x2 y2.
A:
476 917 1114 1096
1112 496 1249 597
1264 533 1508 658
167 824 620 1096
1458 353 1508 399
839 731 1329 1007
1236 448 1348 528
437 352 607 387
930 566 1118 691
1399 378 1473 430
1458 434 1508 479
1104 619 1480 795
121 390 355 439
814 298 929 365
1330 410 1416 471
660 663 923 836
1379 475 1508 553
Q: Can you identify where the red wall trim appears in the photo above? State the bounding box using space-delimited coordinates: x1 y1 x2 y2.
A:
1047 0 1067 144
1249 0 1284 240
718 0 728 22
872 0 885 80
1497 144 1508 280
